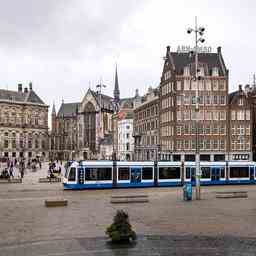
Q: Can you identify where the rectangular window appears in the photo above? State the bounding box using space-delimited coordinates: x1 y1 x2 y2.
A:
118 167 130 180
237 110 244 120
159 167 180 179
219 80 225 90
205 110 211 120
183 67 190 76
204 140 211 150
220 111 226 120
230 167 249 178
212 80 218 90
205 125 211 135
142 167 153 180
213 95 218 105
85 168 112 181
68 167 76 181
177 95 182 105
191 81 197 90
4 140 8 148
212 111 219 120
184 140 190 150
219 125 226 135
176 81 181 90
191 110 197 120
191 140 196 150
220 96 225 105
246 110 250 120
184 95 190 105
198 80 204 91
177 111 182 120
205 80 211 91
191 96 196 105
220 140 225 150
184 80 190 90
205 95 211 105
212 125 219 134
231 111 236 120
184 110 190 120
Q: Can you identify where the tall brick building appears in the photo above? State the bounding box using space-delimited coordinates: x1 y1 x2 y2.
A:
133 46 254 161
159 46 229 161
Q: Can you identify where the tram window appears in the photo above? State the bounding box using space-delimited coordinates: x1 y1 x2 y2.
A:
85 168 112 180
68 167 76 181
185 155 195 161
142 167 153 180
186 168 191 179
85 168 97 180
200 155 210 161
173 155 181 161
97 168 112 180
118 167 130 180
201 167 210 178
159 167 180 179
230 167 249 178
220 167 225 178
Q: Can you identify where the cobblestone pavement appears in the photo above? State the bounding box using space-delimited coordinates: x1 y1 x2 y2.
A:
1 164 256 255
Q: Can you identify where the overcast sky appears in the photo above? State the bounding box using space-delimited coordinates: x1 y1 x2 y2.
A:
0 0 255 114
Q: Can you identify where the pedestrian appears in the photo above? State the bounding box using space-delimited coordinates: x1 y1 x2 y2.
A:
39 161 42 169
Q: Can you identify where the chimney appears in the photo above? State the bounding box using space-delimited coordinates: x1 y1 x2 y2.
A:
217 46 221 54
29 82 32 91
166 45 170 52
245 84 250 95
24 87 28 93
18 83 22 93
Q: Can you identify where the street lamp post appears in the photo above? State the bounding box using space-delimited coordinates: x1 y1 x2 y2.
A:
187 17 206 200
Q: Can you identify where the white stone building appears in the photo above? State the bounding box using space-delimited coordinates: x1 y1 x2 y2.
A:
118 118 134 161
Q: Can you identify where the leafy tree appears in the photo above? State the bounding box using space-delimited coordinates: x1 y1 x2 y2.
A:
106 210 136 243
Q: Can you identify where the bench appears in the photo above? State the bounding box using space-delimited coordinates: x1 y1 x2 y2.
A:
45 199 68 207
216 191 248 199
0 178 22 184
39 177 61 183
110 194 149 204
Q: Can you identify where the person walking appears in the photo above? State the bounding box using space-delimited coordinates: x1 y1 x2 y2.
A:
9 161 14 178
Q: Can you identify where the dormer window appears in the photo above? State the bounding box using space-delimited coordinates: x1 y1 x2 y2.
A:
238 98 243 106
198 67 204 77
183 66 190 76
212 67 219 76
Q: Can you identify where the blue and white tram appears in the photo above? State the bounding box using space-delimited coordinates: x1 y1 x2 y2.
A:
228 161 255 184
63 160 256 189
116 161 154 188
157 161 182 186
185 161 226 185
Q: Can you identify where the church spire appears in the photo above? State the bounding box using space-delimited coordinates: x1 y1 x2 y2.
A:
114 64 120 103
52 102 56 116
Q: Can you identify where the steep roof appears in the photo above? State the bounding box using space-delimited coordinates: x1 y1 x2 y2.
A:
90 89 115 111
57 102 80 117
0 88 45 105
166 47 228 77
119 97 134 109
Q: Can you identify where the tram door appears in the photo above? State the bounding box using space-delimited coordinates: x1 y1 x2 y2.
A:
130 167 141 184
191 168 196 182
211 167 220 181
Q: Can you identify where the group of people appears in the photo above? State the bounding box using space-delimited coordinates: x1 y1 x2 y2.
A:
0 158 25 179
48 160 62 178
0 157 42 179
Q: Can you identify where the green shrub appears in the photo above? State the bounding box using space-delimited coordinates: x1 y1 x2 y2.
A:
106 210 136 243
